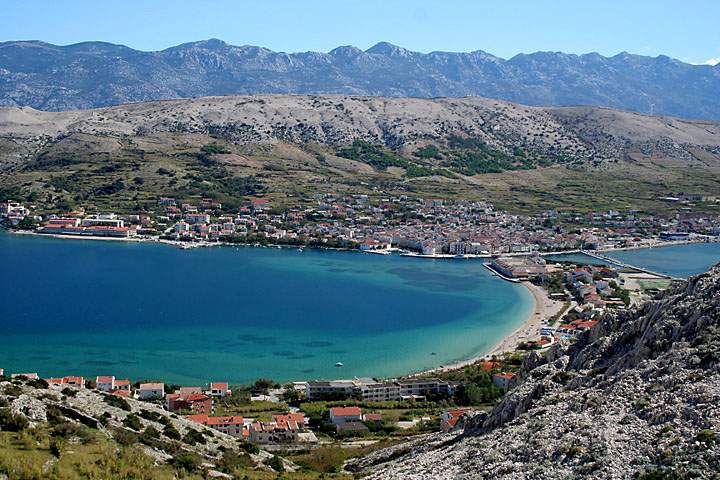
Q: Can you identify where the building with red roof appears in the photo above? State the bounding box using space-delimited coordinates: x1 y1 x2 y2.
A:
492 373 515 390
441 408 473 432
329 406 362 426
208 382 231 397
186 414 246 437
166 392 212 414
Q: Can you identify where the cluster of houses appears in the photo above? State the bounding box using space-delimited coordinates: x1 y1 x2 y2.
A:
5 192 718 256
563 264 626 310
303 377 457 402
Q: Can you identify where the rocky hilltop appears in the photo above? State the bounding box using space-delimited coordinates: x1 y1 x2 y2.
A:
1 40 719 119
1 94 719 215
349 265 720 479
1 94 719 165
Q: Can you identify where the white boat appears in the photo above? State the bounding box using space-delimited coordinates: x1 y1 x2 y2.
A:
335 362 344 367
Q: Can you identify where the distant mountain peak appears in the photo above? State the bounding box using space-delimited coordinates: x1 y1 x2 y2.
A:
366 41 412 56
329 45 364 57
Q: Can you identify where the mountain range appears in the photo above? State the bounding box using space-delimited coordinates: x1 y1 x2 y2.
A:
1 39 719 119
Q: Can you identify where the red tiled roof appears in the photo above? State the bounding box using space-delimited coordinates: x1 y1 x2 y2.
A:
273 413 305 424
330 406 361 417
207 415 244 426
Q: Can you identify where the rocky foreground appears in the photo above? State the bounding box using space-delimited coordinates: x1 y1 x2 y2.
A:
348 265 720 479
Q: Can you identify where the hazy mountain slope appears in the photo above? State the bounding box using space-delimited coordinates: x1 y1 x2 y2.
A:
1 40 719 119
349 266 720 479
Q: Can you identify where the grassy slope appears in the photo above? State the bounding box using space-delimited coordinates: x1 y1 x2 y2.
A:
1 131 720 216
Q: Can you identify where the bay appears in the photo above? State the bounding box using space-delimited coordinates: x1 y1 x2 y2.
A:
0 232 533 385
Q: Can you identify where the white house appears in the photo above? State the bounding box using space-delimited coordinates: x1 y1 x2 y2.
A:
137 382 164 400
208 382 231 397
95 376 115 392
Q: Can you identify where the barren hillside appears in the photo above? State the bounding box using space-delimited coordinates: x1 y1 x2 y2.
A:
1 94 719 214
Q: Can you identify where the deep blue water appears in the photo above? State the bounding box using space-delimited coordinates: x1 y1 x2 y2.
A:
0 232 533 385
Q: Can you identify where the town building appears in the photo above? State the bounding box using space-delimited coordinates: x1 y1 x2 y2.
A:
187 414 246 437
95 376 115 392
137 383 165 400
208 382 231 397
165 392 213 414
492 373 514 390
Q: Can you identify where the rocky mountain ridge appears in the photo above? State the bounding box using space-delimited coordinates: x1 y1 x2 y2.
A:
1 39 719 119
348 265 720 479
1 94 719 171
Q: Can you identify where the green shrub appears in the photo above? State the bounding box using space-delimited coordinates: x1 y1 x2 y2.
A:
173 453 201 472
140 426 161 445
218 449 254 472
26 378 49 389
3 384 22 396
267 454 285 472
98 411 112 426
61 387 77 397
182 429 206 445
0 409 29 431
697 429 716 445
113 428 138 446
238 440 260 454
103 394 131 411
46 405 65 425
123 413 142 431
162 423 181 440
51 422 93 442
138 409 161 422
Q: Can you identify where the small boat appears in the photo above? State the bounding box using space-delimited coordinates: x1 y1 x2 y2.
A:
335 362 344 367
431 352 437 356
298 248 304 252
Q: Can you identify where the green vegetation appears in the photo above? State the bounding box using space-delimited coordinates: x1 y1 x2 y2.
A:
337 140 408 170
413 145 442 160
443 135 535 175
337 139 447 178
200 144 231 155
122 413 142 431
0 427 202 479
103 393 132 411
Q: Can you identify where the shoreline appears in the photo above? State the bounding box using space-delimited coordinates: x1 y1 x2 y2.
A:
408 280 563 377
2 228 709 383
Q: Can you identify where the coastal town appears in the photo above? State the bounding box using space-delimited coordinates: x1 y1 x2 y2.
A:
2 191 717 256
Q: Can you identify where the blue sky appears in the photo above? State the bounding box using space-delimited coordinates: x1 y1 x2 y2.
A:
2 1 719 64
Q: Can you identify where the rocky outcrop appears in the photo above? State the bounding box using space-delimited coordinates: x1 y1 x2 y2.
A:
350 265 720 479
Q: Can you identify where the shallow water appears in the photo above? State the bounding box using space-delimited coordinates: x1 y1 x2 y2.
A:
0 232 533 384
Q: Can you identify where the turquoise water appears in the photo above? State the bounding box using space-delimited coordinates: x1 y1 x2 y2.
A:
545 243 720 278
605 243 720 278
0 232 533 385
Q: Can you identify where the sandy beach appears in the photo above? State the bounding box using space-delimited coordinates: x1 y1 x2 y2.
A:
409 281 566 377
